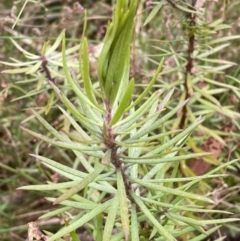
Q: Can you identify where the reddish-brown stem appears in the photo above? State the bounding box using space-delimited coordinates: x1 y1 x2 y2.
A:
41 56 55 83
103 100 135 204
179 0 197 129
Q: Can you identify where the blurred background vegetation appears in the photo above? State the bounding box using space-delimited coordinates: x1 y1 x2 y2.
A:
0 0 240 240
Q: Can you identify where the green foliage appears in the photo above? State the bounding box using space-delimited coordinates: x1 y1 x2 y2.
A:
1 0 240 241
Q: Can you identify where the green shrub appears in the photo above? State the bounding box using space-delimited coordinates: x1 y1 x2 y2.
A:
1 0 239 240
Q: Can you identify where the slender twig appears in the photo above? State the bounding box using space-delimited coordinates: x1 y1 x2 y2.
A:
179 0 197 129
103 100 135 204
41 56 55 83
165 0 180 10
164 0 185 12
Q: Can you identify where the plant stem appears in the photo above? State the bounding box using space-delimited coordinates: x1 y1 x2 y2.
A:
103 100 135 204
179 0 197 129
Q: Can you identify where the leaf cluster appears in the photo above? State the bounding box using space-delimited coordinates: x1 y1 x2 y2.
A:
1 0 240 241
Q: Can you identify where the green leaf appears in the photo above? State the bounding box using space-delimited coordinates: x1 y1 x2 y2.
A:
41 231 65 241
41 40 50 55
131 192 176 241
131 204 139 241
46 198 98 210
110 232 124 241
47 31 64 55
124 130 180 143
64 220 81 241
39 207 71 220
45 91 55 115
2 66 35 74
23 154 116 198
80 94 104 124
142 117 203 158
196 58 236 65
129 98 190 140
95 213 103 241
54 164 105 204
47 200 112 241
187 226 222 241
146 174 226 183
29 154 85 178
167 212 207 233
203 77 239 91
18 180 82 191
10 38 38 58
104 0 137 104
117 170 130 240
193 85 222 108
102 149 112 166
61 34 103 112
144 3 164 26
102 194 119 241
115 89 164 130
136 88 175 134
79 37 98 107
173 159 240 191
122 152 210 164
131 178 213 203
0 59 36 67
195 96 240 120
25 61 42 74
141 196 231 214
199 64 233 73
208 35 240 44
110 78 134 126
20 126 104 157
11 89 46 102
126 59 164 112
97 1 121 88
30 108 98 171
196 43 229 58
57 106 92 141
49 81 102 136
170 212 239 226
175 4 198 14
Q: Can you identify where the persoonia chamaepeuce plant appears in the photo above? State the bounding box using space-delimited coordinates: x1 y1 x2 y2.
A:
2 0 239 240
